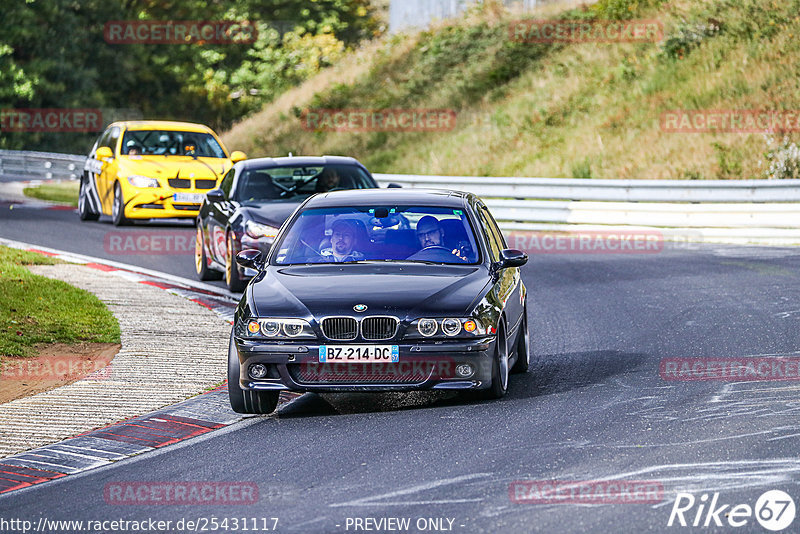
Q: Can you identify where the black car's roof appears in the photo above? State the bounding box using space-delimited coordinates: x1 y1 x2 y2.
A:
238 155 363 169
304 189 474 208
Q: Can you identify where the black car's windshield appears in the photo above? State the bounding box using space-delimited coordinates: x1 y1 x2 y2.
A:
122 130 226 158
234 164 374 202
272 206 480 265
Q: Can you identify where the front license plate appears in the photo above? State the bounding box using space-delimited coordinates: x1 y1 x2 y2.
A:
173 193 205 203
319 345 399 363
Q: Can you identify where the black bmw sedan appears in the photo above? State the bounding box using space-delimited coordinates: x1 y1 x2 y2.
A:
194 156 378 291
227 189 529 414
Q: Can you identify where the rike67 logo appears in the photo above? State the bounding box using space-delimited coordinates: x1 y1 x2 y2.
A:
668 490 795 531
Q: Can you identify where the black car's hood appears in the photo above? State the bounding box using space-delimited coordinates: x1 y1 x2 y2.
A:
251 264 490 319
239 201 302 228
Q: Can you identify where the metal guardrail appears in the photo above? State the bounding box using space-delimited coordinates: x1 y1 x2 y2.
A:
373 173 800 245
0 150 798 245
374 173 800 202
0 149 84 181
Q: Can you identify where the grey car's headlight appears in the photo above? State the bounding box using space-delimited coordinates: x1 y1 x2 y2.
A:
245 220 279 240
244 318 315 340
127 175 160 188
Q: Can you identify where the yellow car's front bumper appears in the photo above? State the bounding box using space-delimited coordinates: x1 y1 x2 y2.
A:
123 187 213 219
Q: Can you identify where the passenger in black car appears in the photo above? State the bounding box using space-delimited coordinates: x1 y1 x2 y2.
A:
320 219 366 262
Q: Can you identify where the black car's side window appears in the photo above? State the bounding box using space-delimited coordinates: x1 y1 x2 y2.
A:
477 206 501 262
482 205 507 249
220 168 235 197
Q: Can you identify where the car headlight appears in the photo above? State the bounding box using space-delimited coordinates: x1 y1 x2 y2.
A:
245 220 279 240
127 175 160 188
242 318 315 340
407 318 489 339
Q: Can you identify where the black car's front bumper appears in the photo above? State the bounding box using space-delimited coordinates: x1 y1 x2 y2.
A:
233 337 496 392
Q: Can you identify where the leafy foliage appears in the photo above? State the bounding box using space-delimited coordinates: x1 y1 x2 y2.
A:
763 135 800 180
0 0 380 152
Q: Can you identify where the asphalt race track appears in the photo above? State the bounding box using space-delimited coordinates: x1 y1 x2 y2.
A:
2 204 800 532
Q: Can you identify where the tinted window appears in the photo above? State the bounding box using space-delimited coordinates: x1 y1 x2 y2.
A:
97 129 113 150
478 206 501 261
108 126 121 154
121 130 226 157
220 168 235 197
235 164 374 202
272 205 480 265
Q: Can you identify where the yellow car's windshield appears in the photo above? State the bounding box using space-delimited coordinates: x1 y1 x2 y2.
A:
122 130 226 158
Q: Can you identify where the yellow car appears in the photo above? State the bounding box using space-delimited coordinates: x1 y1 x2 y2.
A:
79 120 246 225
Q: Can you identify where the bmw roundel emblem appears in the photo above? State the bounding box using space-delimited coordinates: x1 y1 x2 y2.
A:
354 304 368 313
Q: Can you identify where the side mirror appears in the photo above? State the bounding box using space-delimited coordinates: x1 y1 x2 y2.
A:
387 183 402 188
95 146 113 160
236 249 264 270
206 188 225 202
497 249 528 269
230 150 247 163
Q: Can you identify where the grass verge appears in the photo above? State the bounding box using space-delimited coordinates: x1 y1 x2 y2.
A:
0 246 120 358
23 181 79 206
223 0 800 179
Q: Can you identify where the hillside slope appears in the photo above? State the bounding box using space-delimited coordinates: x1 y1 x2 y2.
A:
222 0 800 179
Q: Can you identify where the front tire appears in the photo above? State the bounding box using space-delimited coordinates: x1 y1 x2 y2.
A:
195 224 222 281
483 321 509 399
225 232 247 292
78 178 99 221
112 182 129 226
227 332 279 414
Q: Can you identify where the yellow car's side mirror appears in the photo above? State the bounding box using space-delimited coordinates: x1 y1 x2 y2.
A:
230 150 247 163
95 146 113 160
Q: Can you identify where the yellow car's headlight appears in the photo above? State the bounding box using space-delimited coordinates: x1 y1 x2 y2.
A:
127 175 160 188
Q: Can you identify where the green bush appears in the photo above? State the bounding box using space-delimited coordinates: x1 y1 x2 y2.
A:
592 0 665 20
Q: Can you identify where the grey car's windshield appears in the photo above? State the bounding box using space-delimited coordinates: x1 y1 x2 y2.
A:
234 164 374 202
272 206 480 265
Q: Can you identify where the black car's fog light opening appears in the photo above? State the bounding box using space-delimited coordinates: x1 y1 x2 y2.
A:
455 363 474 378
249 363 269 379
